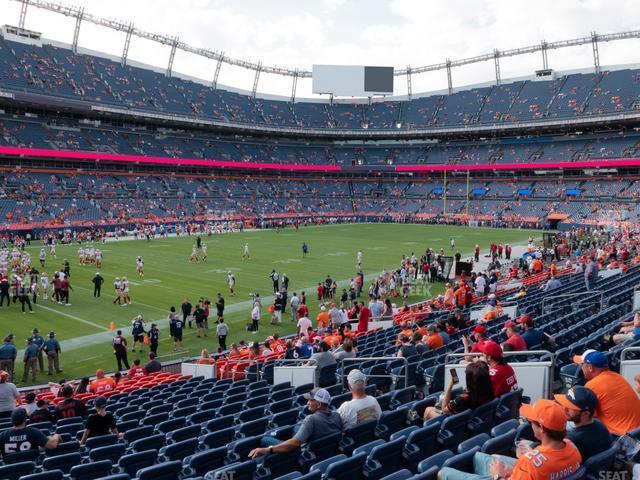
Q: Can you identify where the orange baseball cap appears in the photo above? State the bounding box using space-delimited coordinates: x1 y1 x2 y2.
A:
520 399 567 431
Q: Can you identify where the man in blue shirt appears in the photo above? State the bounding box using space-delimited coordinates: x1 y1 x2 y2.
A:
554 386 611 459
43 332 62 375
518 315 554 349
0 336 17 382
22 338 39 383
0 408 61 460
31 328 45 373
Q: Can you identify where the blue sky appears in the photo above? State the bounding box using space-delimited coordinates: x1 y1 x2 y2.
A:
1 0 638 98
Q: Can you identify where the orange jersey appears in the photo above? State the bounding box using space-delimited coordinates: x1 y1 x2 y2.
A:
426 332 444 350
511 441 581 480
90 377 116 394
323 335 341 348
585 370 640 435
316 311 330 329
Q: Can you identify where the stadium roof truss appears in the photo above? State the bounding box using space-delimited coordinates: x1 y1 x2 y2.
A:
10 0 640 99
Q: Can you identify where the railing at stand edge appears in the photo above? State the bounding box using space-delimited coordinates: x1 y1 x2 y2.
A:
541 291 604 314
339 356 408 391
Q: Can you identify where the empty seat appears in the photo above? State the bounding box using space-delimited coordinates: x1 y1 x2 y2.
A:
158 437 199 462
88 443 127 464
324 451 367 480
490 419 518 437
123 425 154 444
441 446 481 472
583 445 618 477
438 410 473 451
117 449 157 477
155 417 186 434
68 460 113 480
16 470 64 480
136 460 182 480
362 437 405 480
130 433 165 452
403 424 440 472
310 454 347 475
495 389 523 423
166 424 202 443
238 418 269 437
182 446 227 477
467 399 499 435
204 459 256 480
481 429 517 456
299 432 342 472
270 408 300 428
0 461 35 480
227 436 262 463
238 406 266 423
204 415 235 433
84 433 118 450
256 451 301 480
340 420 377 455
417 450 455 473
458 433 491 454
41 452 82 475
375 407 410 440
200 427 236 449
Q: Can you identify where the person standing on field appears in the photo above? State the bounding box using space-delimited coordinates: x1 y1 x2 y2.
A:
217 318 229 351
22 338 38 383
43 332 62 376
112 330 130 371
31 329 45 373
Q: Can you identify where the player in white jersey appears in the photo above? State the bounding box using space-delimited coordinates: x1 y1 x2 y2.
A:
136 257 144 277
189 245 198 263
201 244 208 261
39 248 46 267
113 277 122 305
40 272 49 300
121 277 131 305
78 248 85 265
228 271 236 297
11 248 20 268
356 250 363 269
50 243 57 259
242 243 250 259
95 249 102 268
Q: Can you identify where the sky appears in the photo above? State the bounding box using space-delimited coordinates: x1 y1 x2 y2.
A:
1 0 639 99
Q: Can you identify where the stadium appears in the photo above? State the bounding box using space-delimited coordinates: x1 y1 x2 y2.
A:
0 0 640 478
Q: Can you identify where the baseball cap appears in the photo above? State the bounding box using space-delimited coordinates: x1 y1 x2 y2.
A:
480 340 503 359
347 369 367 388
302 387 331 404
94 396 108 408
554 386 598 413
472 325 487 334
572 350 608 368
11 407 28 426
517 315 533 327
502 321 517 331
520 399 567 431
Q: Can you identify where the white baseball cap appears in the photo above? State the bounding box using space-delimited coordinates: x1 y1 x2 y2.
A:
303 388 331 404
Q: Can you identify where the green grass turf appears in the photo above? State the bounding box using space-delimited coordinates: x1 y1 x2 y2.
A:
3 223 538 386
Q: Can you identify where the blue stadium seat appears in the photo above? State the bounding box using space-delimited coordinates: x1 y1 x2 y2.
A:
3 449 40 465
237 418 269 438
269 408 301 429
495 389 523 423
204 460 256 480
16 470 64 480
437 410 473 451
323 452 367 480
583 445 618 477
167 424 202 443
458 433 490 454
117 449 157 477
88 443 127 463
362 437 405 480
299 432 342 472
481 429 517 456
378 470 413 480
490 419 518 437
158 437 199 462
310 454 347 475
226 436 263 463
375 407 410 440
467 398 499 435
41 452 82 475
68 460 113 480
441 446 481 472
182 446 227 477
417 450 455 473
187 409 218 425
256 451 301 480
402 423 440 471
200 427 236 449
136 460 182 480
353 439 385 457
129 433 164 452
389 425 419 441
340 420 377 455
45 440 81 457
123 425 154 444
84 433 118 450
204 415 235 433
268 399 295 414
155 417 185 434
407 466 439 480
0 461 35 480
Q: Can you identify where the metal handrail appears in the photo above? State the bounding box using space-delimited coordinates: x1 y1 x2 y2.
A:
620 347 640 362
541 291 603 313
339 356 408 390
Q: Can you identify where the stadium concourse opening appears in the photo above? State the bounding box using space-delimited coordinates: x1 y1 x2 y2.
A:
2 2 640 479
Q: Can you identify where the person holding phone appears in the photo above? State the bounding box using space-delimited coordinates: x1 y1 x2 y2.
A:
423 362 495 421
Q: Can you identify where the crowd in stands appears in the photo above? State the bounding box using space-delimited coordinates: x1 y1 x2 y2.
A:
4 169 640 229
0 227 638 478
2 35 640 130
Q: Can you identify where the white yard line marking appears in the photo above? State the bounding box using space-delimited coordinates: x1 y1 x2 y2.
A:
36 303 109 331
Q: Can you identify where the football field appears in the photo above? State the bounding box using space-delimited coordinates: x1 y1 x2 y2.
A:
3 223 538 386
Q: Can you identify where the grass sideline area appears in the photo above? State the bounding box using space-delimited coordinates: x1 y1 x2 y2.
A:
3 223 539 386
